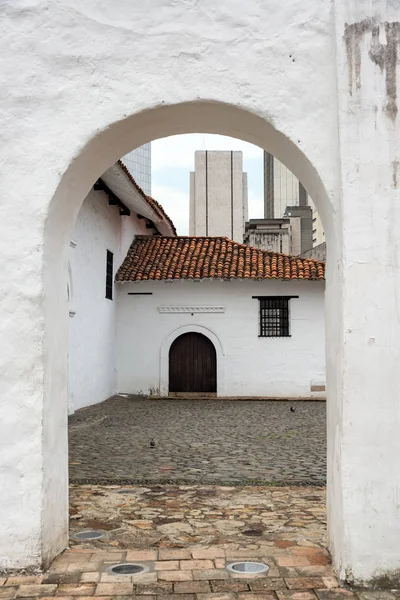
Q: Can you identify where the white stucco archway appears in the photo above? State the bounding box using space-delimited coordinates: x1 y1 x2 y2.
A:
159 324 226 396
1 0 400 587
40 99 339 572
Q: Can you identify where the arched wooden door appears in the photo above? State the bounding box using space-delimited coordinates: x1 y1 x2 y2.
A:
169 332 217 394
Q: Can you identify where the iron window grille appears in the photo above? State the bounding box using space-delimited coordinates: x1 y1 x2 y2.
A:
254 296 297 338
106 250 114 300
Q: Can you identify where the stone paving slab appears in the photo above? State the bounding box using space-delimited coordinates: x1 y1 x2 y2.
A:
69 485 326 550
68 397 326 485
2 484 399 599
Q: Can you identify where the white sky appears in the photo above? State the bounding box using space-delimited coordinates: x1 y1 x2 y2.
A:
151 134 264 235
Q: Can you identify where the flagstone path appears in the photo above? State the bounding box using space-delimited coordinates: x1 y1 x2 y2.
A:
1 485 398 598
68 484 327 550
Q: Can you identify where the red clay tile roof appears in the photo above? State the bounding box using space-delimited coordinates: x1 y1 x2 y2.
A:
116 236 326 282
118 160 177 235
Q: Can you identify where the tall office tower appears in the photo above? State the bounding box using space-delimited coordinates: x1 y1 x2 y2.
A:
264 151 307 219
189 151 248 243
263 151 321 254
122 143 151 195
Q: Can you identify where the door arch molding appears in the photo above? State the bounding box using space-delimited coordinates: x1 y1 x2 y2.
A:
169 332 217 394
160 324 226 396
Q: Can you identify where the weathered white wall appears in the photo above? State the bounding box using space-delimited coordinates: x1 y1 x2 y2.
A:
1 0 398 586
0 0 338 572
327 2 400 586
117 280 325 398
68 189 147 413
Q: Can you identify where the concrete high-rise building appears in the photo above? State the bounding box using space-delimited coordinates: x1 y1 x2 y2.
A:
245 153 313 255
283 205 313 255
264 151 307 219
264 151 322 254
189 151 248 243
122 143 151 195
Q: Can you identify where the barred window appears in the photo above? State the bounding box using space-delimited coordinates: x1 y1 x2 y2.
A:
257 297 292 338
106 250 113 300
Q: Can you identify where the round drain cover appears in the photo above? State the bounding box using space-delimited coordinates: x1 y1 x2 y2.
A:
227 562 269 574
72 530 104 541
107 563 149 576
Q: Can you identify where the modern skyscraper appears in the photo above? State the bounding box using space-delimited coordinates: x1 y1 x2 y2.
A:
263 151 322 254
121 143 151 195
245 152 315 255
189 151 248 243
264 151 307 219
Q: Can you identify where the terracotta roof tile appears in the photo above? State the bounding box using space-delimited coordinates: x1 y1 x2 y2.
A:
116 236 326 282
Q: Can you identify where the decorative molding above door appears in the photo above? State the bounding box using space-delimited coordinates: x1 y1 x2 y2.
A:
158 306 225 314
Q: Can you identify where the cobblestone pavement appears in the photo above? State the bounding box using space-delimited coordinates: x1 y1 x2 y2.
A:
69 397 326 484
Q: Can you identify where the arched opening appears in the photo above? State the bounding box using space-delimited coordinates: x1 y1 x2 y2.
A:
3 0 399 585
169 332 217 395
41 101 336 570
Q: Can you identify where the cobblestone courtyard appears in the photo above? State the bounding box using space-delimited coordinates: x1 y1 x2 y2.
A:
69 397 326 485
2 407 396 598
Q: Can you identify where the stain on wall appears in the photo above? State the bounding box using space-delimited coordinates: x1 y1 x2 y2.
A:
344 19 400 120
392 159 399 188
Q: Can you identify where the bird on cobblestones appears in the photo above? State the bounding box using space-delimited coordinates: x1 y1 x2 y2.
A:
150 438 155 448
290 406 296 413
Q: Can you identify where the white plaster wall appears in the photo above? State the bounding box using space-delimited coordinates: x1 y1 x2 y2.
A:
328 1 400 586
68 189 147 413
116 280 325 398
4 0 396 583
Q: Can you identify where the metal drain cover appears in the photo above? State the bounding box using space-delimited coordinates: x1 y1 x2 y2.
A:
107 563 149 575
227 561 269 574
72 530 104 541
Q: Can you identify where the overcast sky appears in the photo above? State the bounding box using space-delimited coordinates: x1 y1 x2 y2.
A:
151 134 264 235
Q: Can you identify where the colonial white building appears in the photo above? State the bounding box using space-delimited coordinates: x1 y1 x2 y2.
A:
69 174 326 412
68 161 176 412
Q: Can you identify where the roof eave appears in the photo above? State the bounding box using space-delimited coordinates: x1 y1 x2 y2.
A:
101 163 159 222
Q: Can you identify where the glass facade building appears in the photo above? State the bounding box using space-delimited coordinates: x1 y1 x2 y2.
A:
122 143 151 195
